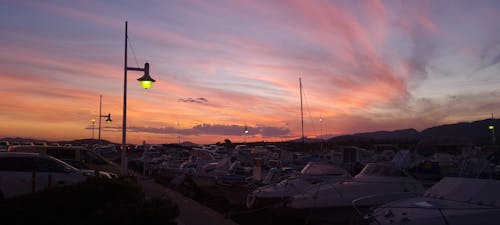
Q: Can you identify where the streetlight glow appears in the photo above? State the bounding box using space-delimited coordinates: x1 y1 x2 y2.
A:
137 62 156 89
105 114 112 124
139 80 154 89
489 125 494 130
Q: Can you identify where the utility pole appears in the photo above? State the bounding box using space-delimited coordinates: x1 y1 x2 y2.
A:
91 119 96 139
300 77 305 152
490 113 496 145
320 116 323 152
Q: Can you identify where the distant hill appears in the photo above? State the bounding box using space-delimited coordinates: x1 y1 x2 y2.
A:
353 128 419 140
419 120 495 142
3 119 498 147
0 137 116 146
288 137 323 143
179 141 199 147
327 119 498 145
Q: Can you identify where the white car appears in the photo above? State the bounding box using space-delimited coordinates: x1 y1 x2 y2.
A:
0 152 90 199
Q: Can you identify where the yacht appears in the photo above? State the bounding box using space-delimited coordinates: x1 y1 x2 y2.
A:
246 162 352 208
366 177 500 225
280 163 425 224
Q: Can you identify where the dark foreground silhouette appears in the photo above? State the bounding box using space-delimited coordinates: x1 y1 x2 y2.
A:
0 177 179 225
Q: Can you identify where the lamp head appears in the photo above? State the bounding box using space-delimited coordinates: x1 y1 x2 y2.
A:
106 113 112 124
137 62 156 89
489 125 494 130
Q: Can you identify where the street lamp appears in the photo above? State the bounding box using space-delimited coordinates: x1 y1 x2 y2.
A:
91 119 96 139
490 113 496 145
319 116 323 152
244 123 248 144
97 94 112 144
122 21 156 175
489 125 495 145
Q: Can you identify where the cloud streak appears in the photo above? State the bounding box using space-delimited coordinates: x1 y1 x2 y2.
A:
178 97 208 104
2 0 500 144
105 123 291 138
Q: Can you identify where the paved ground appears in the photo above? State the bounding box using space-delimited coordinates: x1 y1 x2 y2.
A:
137 176 239 225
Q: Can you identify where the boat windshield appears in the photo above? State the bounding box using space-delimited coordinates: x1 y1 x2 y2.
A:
358 163 407 177
300 162 348 176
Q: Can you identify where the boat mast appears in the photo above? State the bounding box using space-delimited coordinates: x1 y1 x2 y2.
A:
300 77 305 151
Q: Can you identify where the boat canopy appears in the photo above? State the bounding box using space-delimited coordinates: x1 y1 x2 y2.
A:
424 177 500 205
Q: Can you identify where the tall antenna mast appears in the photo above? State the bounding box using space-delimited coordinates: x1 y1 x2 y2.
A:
300 77 305 151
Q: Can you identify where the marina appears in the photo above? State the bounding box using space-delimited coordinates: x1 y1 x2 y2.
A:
2 1 500 224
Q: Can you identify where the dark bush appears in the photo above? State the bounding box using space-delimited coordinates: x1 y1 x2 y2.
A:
0 177 179 225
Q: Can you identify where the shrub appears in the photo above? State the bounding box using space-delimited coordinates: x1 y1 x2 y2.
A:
0 177 179 225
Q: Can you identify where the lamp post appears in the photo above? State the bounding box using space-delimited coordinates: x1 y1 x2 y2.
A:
91 119 96 139
244 123 248 144
122 21 156 175
319 116 323 152
490 113 495 145
489 125 495 145
98 94 112 144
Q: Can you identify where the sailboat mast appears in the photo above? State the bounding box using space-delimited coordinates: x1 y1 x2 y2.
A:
300 77 305 151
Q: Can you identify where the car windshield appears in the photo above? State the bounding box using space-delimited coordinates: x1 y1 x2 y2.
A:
42 156 79 173
81 150 108 165
62 159 90 169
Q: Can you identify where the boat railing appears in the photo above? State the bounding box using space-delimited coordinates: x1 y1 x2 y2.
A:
352 192 420 219
364 203 500 225
362 196 500 225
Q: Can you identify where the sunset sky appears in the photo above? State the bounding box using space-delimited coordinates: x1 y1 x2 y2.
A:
1 0 500 144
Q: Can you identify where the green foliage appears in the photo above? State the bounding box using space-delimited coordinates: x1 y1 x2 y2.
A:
0 177 179 225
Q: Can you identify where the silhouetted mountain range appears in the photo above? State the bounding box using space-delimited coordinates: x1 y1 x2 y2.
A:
328 118 498 145
2 119 498 146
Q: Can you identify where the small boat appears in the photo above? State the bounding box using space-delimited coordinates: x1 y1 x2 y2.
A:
366 177 500 225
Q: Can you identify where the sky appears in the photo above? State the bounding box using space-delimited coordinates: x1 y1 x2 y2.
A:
1 0 500 144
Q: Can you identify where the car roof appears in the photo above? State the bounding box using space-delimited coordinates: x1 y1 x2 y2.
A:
0 152 44 157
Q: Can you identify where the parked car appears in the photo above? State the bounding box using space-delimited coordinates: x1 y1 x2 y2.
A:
94 145 118 155
0 152 90 199
0 141 9 152
8 146 120 176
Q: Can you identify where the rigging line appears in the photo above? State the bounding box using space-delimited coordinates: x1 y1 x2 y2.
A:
127 34 140 68
302 88 318 137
